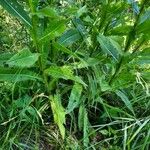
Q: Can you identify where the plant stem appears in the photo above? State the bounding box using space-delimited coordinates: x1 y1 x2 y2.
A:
109 0 147 85
28 0 49 92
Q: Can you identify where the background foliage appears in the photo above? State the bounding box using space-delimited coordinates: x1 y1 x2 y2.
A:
0 0 150 149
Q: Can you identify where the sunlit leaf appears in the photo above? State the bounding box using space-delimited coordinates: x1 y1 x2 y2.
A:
50 94 66 139
45 66 86 87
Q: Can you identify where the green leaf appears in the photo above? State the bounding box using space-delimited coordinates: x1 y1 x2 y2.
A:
0 0 32 27
97 34 121 62
35 6 58 18
76 6 87 17
50 94 66 139
127 118 150 145
70 58 101 69
99 75 112 92
53 42 83 61
135 56 150 65
131 48 150 66
141 71 150 81
78 105 84 131
20 106 39 123
14 95 31 108
6 49 40 68
72 18 87 38
139 8 150 24
58 29 81 46
66 83 83 113
45 66 86 87
83 108 89 147
39 20 66 42
136 20 150 35
0 52 15 66
116 90 134 114
110 25 132 35
0 67 42 82
112 70 135 89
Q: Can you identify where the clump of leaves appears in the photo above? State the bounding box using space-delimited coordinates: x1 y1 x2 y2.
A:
0 0 149 149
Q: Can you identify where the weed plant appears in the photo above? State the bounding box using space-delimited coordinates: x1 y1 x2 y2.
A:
0 0 150 149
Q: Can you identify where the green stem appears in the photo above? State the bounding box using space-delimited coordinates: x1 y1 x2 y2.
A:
109 0 147 85
28 0 49 92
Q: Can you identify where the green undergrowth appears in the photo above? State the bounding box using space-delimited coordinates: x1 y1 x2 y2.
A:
0 0 150 149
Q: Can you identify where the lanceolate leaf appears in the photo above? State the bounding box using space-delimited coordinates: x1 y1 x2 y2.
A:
45 66 86 87
66 83 83 113
58 29 81 46
78 105 84 131
6 49 40 68
0 67 42 82
39 20 66 42
0 52 15 66
50 95 66 139
110 25 132 35
97 34 121 62
83 108 89 147
116 90 134 114
53 42 83 61
72 18 87 38
0 0 32 27
136 19 150 35
35 6 58 18
139 8 150 24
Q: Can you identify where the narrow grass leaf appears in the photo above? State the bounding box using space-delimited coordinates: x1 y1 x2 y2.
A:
127 119 150 145
142 128 150 150
110 25 132 35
